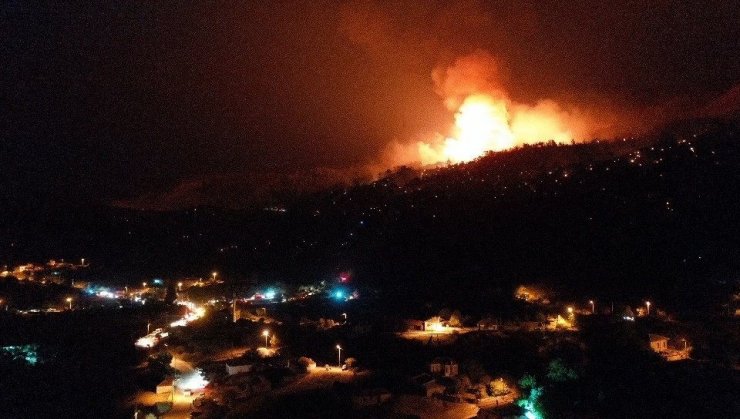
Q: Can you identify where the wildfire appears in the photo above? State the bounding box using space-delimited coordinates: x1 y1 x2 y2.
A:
440 95 515 163
411 50 575 166
417 93 575 165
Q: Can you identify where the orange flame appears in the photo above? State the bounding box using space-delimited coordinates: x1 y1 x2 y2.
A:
418 94 576 165
414 51 576 165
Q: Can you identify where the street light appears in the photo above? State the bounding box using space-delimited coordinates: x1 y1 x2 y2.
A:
178 282 183 291
262 330 270 347
142 282 147 288
589 300 595 314
336 345 342 367
66 297 72 310
147 322 151 334
645 301 651 316
211 272 218 281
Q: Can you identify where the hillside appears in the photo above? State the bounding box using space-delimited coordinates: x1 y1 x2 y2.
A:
2 119 739 311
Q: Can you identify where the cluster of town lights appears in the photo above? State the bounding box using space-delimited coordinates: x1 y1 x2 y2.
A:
136 302 205 348
170 302 206 328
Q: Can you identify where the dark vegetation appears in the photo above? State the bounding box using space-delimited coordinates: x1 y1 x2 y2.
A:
0 309 148 418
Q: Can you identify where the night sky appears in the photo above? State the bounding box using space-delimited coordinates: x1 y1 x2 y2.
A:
2 1 739 209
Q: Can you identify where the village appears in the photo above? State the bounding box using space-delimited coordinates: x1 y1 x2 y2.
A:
121 278 702 419
1 125 739 417
1 244 733 419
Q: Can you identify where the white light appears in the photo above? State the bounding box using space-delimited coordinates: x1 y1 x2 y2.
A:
176 369 208 391
135 336 157 348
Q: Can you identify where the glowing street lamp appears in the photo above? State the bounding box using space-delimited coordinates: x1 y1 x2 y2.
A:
142 282 147 289
211 272 218 281
262 330 270 347
589 300 595 314
147 321 151 334
645 301 651 316
66 297 73 310
336 345 342 367
178 282 183 291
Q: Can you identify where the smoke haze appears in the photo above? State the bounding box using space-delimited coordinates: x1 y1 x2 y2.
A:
2 1 738 208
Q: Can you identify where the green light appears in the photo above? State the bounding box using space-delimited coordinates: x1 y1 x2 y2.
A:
1 344 41 365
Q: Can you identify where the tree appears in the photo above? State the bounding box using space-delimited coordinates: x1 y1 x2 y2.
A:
297 357 314 372
491 378 510 396
455 374 472 392
517 374 545 419
462 359 486 383
546 358 578 382
151 351 172 367
164 282 177 305
448 310 463 327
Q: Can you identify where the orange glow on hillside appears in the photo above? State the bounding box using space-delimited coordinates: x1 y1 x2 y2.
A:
443 95 515 163
417 94 575 165
407 51 578 166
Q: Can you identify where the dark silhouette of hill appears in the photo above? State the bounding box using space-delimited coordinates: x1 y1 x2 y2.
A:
2 118 738 311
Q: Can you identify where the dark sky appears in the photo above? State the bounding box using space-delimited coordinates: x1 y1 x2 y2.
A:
2 1 739 209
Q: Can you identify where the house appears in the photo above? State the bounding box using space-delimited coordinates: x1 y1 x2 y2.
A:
352 388 392 408
156 377 174 394
430 357 458 377
649 334 669 352
411 373 446 397
424 316 447 332
649 334 691 361
477 317 499 331
225 361 254 375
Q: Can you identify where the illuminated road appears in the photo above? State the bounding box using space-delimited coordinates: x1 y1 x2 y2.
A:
130 356 201 418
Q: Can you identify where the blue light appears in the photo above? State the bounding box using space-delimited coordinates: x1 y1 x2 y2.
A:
264 289 276 299
153 279 163 285
2 345 41 366
334 290 344 299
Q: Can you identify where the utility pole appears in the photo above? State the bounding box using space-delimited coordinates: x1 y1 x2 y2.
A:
232 292 237 322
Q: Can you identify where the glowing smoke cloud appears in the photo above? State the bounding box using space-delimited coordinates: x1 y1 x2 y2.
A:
416 50 575 165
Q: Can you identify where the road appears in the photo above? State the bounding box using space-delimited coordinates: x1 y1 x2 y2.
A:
130 356 200 419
